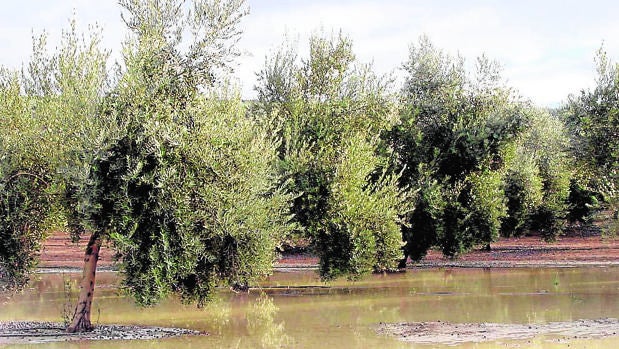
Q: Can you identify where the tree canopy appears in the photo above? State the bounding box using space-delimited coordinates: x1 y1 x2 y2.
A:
254 32 410 279
1 0 617 326
67 0 295 309
564 47 619 233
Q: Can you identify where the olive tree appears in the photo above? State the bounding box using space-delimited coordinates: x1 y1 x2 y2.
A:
0 0 293 333
387 36 527 260
254 32 410 279
565 47 619 232
502 108 571 241
58 0 297 333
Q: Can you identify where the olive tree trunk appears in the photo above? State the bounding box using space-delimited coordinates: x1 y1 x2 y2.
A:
66 233 101 333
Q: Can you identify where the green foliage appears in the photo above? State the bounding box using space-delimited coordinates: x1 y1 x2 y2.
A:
438 184 468 257
389 36 522 259
503 108 571 241
65 0 295 307
565 47 619 233
565 47 619 170
594 170 619 235
434 171 506 257
466 170 507 245
86 92 292 306
400 164 443 261
391 38 573 257
4 0 614 297
501 145 544 236
0 16 109 288
318 136 409 279
118 0 248 87
255 32 407 279
0 137 53 289
567 178 599 223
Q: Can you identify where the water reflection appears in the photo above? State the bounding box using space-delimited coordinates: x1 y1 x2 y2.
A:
1 267 618 349
246 293 291 348
199 297 230 335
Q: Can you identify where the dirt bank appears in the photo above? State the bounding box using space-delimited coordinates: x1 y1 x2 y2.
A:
275 233 619 269
376 318 619 345
0 321 204 345
40 231 619 271
414 234 619 268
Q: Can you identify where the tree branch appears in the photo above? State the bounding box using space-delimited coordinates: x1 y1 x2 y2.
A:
7 171 50 187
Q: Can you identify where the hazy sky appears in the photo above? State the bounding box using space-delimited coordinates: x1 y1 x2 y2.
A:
1 0 618 106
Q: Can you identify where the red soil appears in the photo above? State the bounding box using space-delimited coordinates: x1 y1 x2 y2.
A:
419 234 619 267
39 232 111 269
39 230 619 270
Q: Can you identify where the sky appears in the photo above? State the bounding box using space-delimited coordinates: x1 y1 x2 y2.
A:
1 0 618 107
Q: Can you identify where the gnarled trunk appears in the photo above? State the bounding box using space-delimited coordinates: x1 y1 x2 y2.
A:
67 233 101 333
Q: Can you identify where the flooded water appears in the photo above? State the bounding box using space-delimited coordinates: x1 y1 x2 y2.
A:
2 267 618 348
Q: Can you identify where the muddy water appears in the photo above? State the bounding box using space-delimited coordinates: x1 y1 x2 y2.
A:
2 267 618 348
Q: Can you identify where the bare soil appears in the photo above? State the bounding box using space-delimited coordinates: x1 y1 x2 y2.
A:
39 229 619 270
376 318 619 345
414 233 619 268
276 232 619 269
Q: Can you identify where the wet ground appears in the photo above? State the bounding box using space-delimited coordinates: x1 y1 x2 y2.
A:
2 267 619 348
0 322 203 345
2 230 617 347
376 318 619 345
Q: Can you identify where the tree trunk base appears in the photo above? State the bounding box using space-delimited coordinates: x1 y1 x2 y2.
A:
66 315 94 333
66 233 100 333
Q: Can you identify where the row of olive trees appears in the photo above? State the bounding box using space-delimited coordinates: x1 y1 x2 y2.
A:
385 37 573 262
1 0 616 333
253 33 577 270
